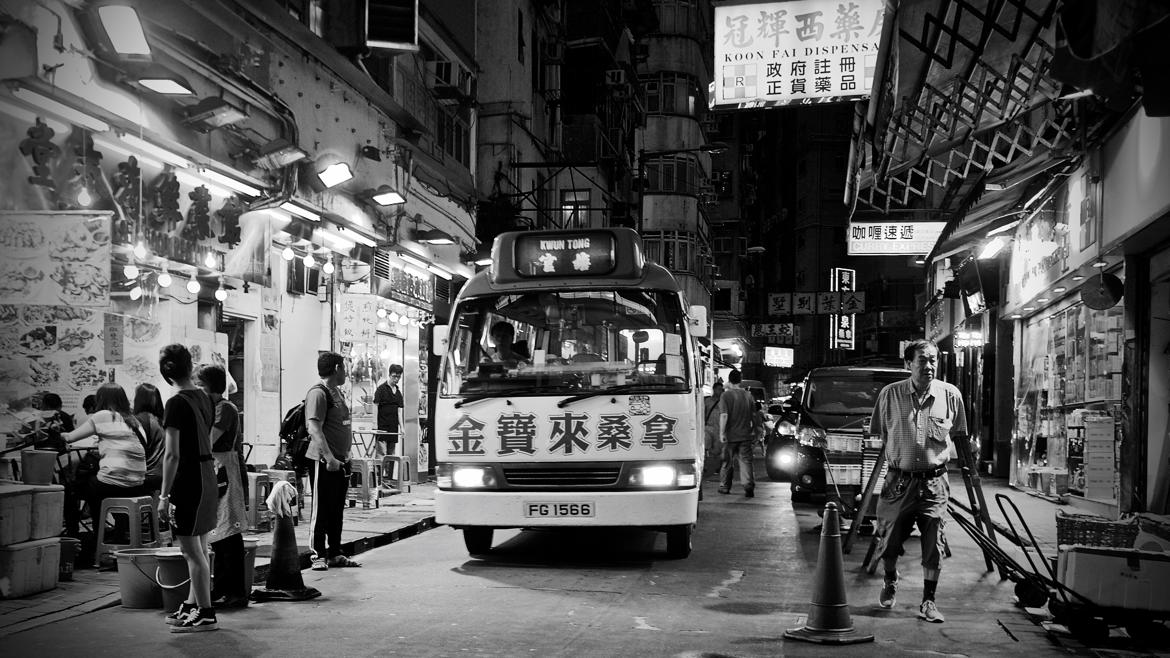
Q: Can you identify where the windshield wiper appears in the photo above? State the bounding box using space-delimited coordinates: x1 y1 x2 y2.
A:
557 382 683 408
455 386 553 408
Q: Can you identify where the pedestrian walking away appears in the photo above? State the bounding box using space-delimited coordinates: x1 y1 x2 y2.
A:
306 351 362 571
869 338 968 624
158 344 220 632
373 364 404 476
197 364 250 610
703 379 724 476
717 369 758 498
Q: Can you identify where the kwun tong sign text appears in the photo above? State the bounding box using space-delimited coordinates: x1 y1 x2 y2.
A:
713 0 884 108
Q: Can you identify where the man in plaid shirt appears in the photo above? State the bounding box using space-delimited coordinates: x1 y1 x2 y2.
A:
869 339 968 623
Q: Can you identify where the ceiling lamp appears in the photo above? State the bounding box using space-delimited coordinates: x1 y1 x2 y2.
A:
186 276 201 294
135 64 195 96
282 246 295 261
253 138 308 169
303 252 316 268
94 4 152 61
214 279 227 302
157 268 172 288
133 241 147 259
316 162 353 188
322 259 335 275
415 228 456 245
367 185 405 206
183 97 247 132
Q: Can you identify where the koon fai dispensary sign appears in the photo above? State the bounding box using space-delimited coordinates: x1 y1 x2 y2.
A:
847 221 946 255
713 0 884 108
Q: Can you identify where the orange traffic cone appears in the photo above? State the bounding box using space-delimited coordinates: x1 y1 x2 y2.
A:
250 515 321 602
785 502 874 645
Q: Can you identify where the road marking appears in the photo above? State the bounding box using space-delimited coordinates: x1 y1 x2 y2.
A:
705 569 745 598
633 616 661 631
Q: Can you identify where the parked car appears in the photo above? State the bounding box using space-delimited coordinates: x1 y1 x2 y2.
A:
784 366 909 502
764 399 798 481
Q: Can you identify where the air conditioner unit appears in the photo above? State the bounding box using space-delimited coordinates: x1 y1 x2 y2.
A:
541 40 564 63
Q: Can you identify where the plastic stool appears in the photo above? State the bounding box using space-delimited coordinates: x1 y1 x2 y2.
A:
381 455 412 494
95 496 159 564
262 469 300 524
346 458 382 508
246 473 272 531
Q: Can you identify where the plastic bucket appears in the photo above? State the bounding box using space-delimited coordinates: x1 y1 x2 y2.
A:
59 537 81 581
243 538 258 593
115 548 173 608
156 550 192 613
20 450 57 485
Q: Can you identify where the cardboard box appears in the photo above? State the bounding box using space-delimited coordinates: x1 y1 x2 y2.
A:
1057 545 1170 612
0 537 60 598
0 484 33 546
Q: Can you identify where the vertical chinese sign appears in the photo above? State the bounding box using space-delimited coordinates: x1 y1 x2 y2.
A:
713 0 885 109
829 267 856 350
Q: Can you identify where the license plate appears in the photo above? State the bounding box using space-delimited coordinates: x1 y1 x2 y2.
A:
523 501 594 518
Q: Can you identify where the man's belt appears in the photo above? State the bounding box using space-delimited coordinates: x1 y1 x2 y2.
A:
891 463 948 479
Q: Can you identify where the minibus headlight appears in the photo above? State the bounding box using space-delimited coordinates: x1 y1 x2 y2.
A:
629 462 696 488
437 464 498 489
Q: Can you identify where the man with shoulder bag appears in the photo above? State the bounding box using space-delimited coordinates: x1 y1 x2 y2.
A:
305 352 360 571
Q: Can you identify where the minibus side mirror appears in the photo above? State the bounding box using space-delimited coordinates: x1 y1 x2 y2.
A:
432 325 448 356
687 305 708 336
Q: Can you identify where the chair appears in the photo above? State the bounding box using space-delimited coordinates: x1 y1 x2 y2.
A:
246 472 272 531
95 495 159 564
381 455 412 494
346 458 383 508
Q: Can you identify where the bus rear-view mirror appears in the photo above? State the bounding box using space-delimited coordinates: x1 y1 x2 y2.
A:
687 305 708 336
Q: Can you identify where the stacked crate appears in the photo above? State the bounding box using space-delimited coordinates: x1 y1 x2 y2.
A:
0 484 64 598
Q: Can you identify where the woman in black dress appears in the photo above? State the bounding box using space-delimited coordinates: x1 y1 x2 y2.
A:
157 344 219 632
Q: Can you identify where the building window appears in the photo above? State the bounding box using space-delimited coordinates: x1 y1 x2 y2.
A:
518 9 525 64
645 154 702 194
561 190 590 228
643 230 700 274
642 73 701 117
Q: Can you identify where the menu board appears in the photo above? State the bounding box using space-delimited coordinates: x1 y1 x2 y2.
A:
0 212 111 307
338 294 377 343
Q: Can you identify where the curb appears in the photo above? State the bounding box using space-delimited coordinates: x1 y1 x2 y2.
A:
252 515 438 582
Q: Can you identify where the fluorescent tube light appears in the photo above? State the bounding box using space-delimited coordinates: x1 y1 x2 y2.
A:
280 201 322 222
119 133 191 168
201 168 262 197
11 87 110 132
978 236 1007 260
398 252 428 269
428 264 453 280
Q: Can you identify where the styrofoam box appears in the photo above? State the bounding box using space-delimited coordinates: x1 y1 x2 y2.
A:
1056 545 1170 612
0 484 34 546
28 485 64 541
0 537 60 598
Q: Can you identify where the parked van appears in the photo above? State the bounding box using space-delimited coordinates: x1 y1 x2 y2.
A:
780 366 909 502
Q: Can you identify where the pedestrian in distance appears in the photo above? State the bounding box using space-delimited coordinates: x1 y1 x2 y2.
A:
132 383 166 495
703 379 724 476
62 383 150 567
716 369 759 498
157 344 219 632
373 364 404 474
77 393 97 427
196 364 250 610
306 351 361 571
870 338 968 624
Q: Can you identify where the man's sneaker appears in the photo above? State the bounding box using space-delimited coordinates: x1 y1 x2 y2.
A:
918 599 945 623
170 607 218 633
328 555 361 568
310 556 328 571
165 601 196 626
878 574 898 608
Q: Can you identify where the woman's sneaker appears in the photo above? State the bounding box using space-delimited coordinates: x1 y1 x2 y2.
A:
165 601 196 626
171 606 218 633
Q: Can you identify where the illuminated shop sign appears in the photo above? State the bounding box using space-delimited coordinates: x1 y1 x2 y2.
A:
713 0 884 109
847 222 946 255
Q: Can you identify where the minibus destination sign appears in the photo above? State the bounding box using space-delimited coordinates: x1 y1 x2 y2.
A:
514 231 617 277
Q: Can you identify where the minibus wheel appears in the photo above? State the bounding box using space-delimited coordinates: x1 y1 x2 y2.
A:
665 524 693 559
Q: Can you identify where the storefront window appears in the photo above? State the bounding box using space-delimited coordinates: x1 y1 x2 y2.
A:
1013 289 1125 502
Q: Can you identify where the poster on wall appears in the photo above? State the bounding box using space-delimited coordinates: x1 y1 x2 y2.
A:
338 294 377 344
0 212 111 307
0 304 107 425
111 316 167 396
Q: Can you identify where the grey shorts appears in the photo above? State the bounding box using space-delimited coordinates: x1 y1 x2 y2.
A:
875 470 949 570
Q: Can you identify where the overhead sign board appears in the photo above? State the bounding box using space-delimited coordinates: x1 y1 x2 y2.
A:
847 222 947 255
829 267 856 350
768 291 865 315
764 346 794 368
713 0 884 109
514 231 617 278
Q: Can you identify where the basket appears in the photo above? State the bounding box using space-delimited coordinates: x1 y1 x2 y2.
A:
1055 510 1138 548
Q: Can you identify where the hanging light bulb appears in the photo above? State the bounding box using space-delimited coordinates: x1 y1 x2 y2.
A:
322 260 335 275
77 187 93 207
376 308 387 318
123 263 140 279
157 269 172 288
214 285 227 302
129 285 143 301
398 314 410 326
303 252 316 268
133 241 147 259
204 252 217 269
282 246 295 261
388 312 400 323
186 277 201 294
